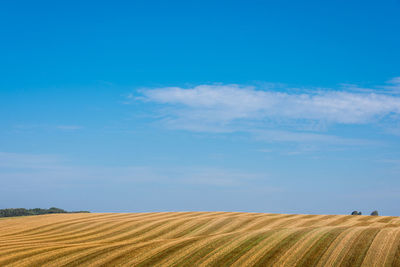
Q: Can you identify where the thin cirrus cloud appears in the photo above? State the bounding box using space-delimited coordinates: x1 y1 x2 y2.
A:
135 78 400 136
56 125 82 131
0 152 264 188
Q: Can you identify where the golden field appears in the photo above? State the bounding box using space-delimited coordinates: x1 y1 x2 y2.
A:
0 212 399 266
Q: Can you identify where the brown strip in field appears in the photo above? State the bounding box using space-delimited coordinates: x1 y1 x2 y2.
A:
325 215 355 226
252 228 314 266
229 229 293 266
105 212 226 243
361 227 400 266
62 213 199 243
5 245 99 267
386 229 400 267
1 216 159 246
0 215 88 237
271 214 317 228
54 222 158 245
0 213 113 237
377 216 396 223
89 239 180 266
5 215 145 245
187 215 239 236
41 246 118 267
1 219 137 244
212 230 276 266
0 244 69 259
134 234 229 266
383 223 400 228
337 227 381 267
276 227 332 266
133 219 218 243
300 214 317 219
216 217 260 234
197 232 257 265
50 241 157 267
49 219 149 243
295 227 347 266
237 215 280 233
0 245 69 266
163 219 211 239
298 215 336 227
114 215 221 244
169 234 237 266
244 214 296 231
78 216 193 244
132 238 202 266
40 242 158 267
317 227 365 266
146 218 214 241
353 215 386 227
356 215 377 222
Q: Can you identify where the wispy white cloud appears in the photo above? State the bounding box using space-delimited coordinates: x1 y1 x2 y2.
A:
387 77 400 85
57 125 82 131
13 124 83 132
343 77 400 95
384 77 400 94
0 152 266 188
251 129 378 146
140 84 400 124
176 167 265 186
134 78 400 144
0 152 64 169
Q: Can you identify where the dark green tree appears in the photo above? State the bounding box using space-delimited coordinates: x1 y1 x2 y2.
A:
0 207 86 217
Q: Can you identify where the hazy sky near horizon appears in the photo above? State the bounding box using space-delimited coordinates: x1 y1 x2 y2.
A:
1 0 400 215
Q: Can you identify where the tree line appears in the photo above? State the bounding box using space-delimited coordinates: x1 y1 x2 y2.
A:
0 207 89 217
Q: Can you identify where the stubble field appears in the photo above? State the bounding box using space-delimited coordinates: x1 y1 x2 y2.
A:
0 212 399 266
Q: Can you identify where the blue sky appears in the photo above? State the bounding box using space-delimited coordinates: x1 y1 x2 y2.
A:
1 0 400 215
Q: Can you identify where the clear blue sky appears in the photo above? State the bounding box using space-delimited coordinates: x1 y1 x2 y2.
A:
1 0 400 215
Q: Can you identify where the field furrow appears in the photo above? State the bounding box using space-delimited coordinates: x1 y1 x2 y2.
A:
0 212 398 266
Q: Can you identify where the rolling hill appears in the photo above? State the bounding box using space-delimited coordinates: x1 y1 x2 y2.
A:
0 212 399 266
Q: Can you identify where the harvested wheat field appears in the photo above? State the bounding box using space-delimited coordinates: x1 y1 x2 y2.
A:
0 212 400 266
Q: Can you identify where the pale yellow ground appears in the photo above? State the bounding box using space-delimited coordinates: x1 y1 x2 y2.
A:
0 212 399 266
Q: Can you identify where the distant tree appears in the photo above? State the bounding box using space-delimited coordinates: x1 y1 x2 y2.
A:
47 207 66 213
371 210 379 216
351 211 359 215
358 211 362 215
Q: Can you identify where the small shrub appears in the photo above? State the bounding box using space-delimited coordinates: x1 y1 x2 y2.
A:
351 211 362 215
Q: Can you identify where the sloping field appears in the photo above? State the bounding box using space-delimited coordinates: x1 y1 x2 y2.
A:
0 212 400 266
